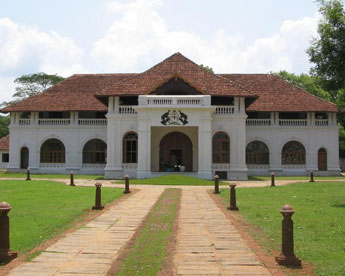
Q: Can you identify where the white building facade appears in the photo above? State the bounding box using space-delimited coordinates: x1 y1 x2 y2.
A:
2 53 340 179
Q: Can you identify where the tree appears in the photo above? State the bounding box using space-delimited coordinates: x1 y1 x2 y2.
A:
1 72 64 107
307 0 345 93
0 115 10 138
200 64 214 73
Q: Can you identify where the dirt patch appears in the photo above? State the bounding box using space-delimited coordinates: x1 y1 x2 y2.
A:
0 189 138 276
208 190 316 276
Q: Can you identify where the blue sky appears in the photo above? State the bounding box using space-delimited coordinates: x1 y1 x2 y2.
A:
0 0 320 101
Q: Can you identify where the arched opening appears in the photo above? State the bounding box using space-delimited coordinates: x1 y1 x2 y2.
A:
212 132 230 163
159 132 193 172
83 139 107 164
282 141 305 165
246 141 269 165
40 139 65 163
123 132 138 163
20 147 29 169
318 148 327 171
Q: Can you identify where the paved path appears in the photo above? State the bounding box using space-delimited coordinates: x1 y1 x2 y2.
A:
174 189 271 275
6 188 163 276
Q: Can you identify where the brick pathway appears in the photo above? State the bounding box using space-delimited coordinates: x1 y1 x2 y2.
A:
174 189 271 275
6 188 163 276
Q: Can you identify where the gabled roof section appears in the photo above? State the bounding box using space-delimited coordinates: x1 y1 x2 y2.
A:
0 135 9 151
1 74 135 113
96 53 256 98
220 74 338 112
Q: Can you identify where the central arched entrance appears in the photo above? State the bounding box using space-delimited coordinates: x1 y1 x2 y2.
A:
159 132 193 172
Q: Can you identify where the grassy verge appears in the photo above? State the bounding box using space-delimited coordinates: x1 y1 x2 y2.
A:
116 175 226 185
219 182 345 275
0 180 123 254
0 172 104 180
115 188 180 276
248 175 345 181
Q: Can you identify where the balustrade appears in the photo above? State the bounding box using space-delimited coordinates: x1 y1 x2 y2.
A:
119 106 137 114
279 119 307 126
38 119 70 125
78 119 107 125
214 106 235 115
18 119 31 125
246 119 271 126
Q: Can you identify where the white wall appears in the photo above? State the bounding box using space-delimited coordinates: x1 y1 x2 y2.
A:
0 150 9 169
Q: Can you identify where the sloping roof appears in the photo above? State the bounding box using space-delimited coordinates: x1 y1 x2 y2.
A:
221 74 337 112
2 74 134 113
96 53 256 98
0 135 9 151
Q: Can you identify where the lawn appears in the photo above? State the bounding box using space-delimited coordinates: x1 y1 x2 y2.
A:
249 175 345 181
0 180 123 255
219 182 345 276
0 172 103 180
115 188 180 276
116 175 226 185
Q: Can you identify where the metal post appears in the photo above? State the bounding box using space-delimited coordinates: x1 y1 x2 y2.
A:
0 202 17 263
70 172 75 186
26 168 31 181
309 171 314 182
271 172 275 187
124 175 131 194
275 204 301 267
227 184 239 211
92 183 104 210
214 175 220 194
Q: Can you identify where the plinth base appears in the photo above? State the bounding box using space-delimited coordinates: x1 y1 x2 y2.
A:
92 206 104 210
69 183 76 186
213 191 220 194
275 255 302 267
227 206 239 211
123 190 131 194
0 251 17 264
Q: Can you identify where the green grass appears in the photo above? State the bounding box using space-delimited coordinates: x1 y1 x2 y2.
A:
249 175 345 181
116 188 180 276
116 175 226 185
0 172 103 180
0 180 123 255
219 182 345 276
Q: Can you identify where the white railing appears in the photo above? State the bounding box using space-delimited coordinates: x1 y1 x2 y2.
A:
315 119 328 126
38 119 70 125
139 95 211 107
40 163 65 168
214 106 235 115
123 163 138 170
247 164 269 170
177 98 201 105
19 119 31 125
212 163 231 170
282 164 306 170
78 119 107 126
119 106 137 114
82 163 106 169
279 119 307 126
246 119 271 126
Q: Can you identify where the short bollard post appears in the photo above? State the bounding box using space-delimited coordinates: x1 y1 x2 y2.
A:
124 175 131 194
227 184 239 211
69 171 75 186
275 204 301 267
92 183 104 210
309 171 314 182
26 168 31 181
0 202 17 263
271 172 275 187
214 175 220 194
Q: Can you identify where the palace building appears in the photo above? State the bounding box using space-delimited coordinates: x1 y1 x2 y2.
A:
1 53 340 179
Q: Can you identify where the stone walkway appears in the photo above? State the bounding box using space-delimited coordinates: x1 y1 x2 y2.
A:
174 189 271 275
6 188 163 276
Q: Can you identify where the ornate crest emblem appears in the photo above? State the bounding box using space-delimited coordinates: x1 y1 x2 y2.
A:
161 110 188 125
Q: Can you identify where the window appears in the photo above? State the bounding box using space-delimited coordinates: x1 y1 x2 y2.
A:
212 132 230 163
2 153 9 163
123 132 138 163
246 141 269 165
282 141 305 165
83 139 107 164
40 139 65 163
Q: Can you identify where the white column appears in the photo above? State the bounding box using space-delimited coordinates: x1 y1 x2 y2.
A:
269 140 282 174
197 110 212 179
137 110 151 179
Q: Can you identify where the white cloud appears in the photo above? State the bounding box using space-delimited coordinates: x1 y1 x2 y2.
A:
0 76 16 103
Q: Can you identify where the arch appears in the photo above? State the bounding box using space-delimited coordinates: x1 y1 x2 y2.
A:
212 131 230 163
82 139 107 164
40 138 65 163
123 132 138 163
282 141 305 165
318 148 327 171
159 132 193 172
246 141 269 165
20 147 29 169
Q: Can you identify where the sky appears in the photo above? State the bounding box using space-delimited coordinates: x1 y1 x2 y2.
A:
0 0 321 102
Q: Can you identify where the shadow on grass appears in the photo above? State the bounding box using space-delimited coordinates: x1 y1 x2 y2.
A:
248 176 266 181
332 202 345 208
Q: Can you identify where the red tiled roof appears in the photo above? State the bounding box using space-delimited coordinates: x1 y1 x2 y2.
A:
2 74 135 113
96 53 256 98
221 74 337 112
0 135 9 150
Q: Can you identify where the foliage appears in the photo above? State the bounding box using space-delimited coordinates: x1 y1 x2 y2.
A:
116 188 180 276
0 115 10 138
307 0 345 92
200 64 214 73
0 180 123 254
220 182 345 275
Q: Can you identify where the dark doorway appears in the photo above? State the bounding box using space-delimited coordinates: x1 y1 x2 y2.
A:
318 148 327 171
159 132 193 172
20 147 29 169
